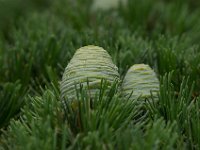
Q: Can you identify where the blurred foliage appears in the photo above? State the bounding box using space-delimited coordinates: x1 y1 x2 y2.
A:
0 81 27 129
0 0 52 38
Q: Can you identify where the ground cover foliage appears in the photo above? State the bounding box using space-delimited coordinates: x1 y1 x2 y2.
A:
0 0 200 149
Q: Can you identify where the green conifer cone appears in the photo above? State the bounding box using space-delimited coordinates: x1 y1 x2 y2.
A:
121 64 159 102
60 45 120 102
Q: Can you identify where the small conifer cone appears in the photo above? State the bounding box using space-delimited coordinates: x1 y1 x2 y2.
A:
61 45 120 102
121 64 159 102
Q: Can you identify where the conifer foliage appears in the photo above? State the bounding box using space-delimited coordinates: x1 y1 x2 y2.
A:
1 0 200 149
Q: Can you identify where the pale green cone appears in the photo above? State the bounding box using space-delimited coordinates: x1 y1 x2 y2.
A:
92 0 127 11
121 64 159 102
60 45 120 102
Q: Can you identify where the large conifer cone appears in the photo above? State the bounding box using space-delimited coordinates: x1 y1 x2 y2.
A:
60 45 120 101
121 64 159 102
